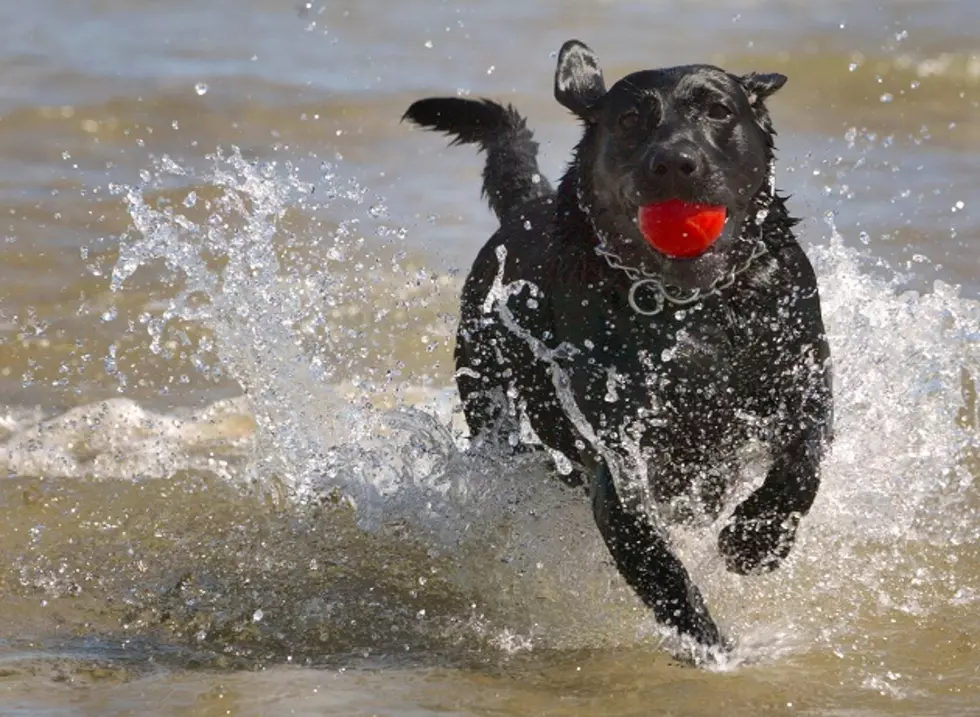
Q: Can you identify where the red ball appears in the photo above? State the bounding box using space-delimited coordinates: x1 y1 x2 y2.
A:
637 200 727 258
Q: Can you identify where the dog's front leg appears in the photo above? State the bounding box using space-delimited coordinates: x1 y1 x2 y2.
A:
719 343 833 575
717 429 822 574
591 460 724 647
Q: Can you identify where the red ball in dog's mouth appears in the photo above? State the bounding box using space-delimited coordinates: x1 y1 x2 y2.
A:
637 200 728 258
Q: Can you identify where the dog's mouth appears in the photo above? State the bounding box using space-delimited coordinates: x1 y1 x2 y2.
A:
591 178 763 291
613 197 749 292
636 200 728 259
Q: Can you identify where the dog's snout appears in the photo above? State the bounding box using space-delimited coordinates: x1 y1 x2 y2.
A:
649 147 701 179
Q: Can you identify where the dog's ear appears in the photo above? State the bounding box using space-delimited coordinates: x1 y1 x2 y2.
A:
739 72 788 108
554 40 606 121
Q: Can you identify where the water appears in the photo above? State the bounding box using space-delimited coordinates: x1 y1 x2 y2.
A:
1 1 979 714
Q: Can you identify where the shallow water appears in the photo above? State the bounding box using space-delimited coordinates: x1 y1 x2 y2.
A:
0 1 978 715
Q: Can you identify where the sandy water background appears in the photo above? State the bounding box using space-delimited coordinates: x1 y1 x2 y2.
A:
0 1 978 715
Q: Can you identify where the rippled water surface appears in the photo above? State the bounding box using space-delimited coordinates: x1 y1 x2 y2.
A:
0 1 978 715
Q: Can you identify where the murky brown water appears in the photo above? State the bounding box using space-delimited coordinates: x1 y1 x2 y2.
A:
0 1 978 715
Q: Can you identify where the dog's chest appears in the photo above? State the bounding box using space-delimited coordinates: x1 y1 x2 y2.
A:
556 289 779 437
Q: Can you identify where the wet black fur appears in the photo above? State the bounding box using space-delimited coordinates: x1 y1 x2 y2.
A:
403 40 833 651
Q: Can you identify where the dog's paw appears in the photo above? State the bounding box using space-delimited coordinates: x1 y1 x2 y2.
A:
718 501 800 575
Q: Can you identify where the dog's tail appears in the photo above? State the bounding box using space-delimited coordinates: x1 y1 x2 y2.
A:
402 97 552 222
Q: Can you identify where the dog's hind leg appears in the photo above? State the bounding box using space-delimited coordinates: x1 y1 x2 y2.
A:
591 460 724 648
455 326 591 488
454 332 517 452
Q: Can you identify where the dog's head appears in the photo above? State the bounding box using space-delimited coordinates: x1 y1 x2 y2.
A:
555 40 786 290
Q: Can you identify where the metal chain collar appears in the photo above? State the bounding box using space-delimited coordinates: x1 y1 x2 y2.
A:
594 239 768 316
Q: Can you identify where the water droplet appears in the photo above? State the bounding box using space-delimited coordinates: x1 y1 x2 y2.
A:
252 609 264 622
194 82 209 96
486 65 495 75
879 93 894 104
424 40 433 49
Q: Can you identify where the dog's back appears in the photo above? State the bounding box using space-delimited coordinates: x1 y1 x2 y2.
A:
404 98 590 459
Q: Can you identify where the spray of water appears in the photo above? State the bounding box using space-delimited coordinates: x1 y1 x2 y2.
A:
2 145 977 667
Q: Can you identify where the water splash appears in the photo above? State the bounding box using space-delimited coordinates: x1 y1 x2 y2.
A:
2 146 977 668
111 149 353 498
810 219 979 547
103 149 511 548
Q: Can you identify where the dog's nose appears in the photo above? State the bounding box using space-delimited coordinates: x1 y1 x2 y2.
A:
649 148 700 178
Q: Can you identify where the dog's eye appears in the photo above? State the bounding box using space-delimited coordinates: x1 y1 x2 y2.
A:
618 110 640 130
707 103 733 120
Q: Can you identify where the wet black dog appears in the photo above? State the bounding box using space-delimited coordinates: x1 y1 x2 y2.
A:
403 40 833 650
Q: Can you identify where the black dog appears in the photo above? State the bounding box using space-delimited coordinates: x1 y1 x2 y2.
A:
403 40 833 650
